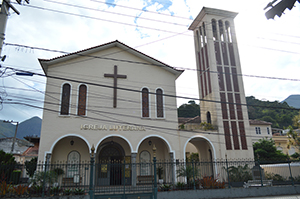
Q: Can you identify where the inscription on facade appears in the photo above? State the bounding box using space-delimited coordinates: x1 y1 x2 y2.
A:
80 124 146 131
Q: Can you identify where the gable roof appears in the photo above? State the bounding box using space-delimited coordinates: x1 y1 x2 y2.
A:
178 116 201 124
39 40 184 78
249 119 272 126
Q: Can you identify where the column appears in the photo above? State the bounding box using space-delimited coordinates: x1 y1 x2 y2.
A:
169 152 175 184
45 153 51 171
131 153 137 186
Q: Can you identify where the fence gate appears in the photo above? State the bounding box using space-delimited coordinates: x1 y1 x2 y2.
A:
93 161 154 199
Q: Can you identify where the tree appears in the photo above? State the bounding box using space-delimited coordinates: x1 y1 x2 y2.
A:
0 150 17 182
246 96 298 129
25 157 37 177
287 126 300 150
292 112 300 128
253 138 288 161
287 113 300 152
177 100 200 118
188 153 199 162
0 150 16 165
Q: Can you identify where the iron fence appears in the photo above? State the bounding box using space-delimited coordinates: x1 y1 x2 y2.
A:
0 158 299 198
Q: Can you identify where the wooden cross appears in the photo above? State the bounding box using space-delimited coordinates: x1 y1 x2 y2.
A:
104 65 127 108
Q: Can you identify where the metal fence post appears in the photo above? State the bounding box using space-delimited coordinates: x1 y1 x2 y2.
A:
123 159 126 199
153 145 157 199
42 163 47 197
225 154 230 189
192 159 196 190
287 157 294 186
89 145 95 199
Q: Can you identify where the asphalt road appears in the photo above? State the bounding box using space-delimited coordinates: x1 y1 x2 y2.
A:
234 195 300 199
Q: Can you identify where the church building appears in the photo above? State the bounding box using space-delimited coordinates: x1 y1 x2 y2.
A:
37 7 254 186
37 40 184 169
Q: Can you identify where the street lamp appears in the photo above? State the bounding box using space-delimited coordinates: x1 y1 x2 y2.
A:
3 120 19 153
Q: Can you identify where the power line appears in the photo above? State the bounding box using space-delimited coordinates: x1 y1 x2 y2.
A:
2 100 272 149
16 3 192 36
43 0 189 27
4 43 300 82
89 0 192 20
2 66 299 112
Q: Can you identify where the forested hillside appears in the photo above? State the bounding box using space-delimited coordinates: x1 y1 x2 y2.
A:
246 96 299 129
177 100 200 118
177 96 299 129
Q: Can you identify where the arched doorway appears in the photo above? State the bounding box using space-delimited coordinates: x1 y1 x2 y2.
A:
185 137 215 178
98 142 125 186
137 136 173 184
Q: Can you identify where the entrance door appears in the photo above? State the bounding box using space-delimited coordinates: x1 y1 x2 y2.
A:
98 143 124 186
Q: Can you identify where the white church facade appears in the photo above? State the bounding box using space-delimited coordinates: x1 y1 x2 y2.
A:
37 7 254 185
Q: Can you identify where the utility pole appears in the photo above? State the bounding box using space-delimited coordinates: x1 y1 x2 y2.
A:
3 120 19 153
0 0 29 58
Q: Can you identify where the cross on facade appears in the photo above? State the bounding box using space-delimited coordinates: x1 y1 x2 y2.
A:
104 65 127 108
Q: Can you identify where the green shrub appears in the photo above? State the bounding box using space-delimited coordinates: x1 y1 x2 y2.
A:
265 172 286 181
10 170 21 184
226 165 252 182
74 188 85 195
53 168 64 176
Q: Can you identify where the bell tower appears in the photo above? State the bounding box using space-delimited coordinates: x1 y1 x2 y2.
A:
189 7 253 159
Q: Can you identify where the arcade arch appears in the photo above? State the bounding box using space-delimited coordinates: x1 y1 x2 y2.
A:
51 135 90 163
184 136 216 177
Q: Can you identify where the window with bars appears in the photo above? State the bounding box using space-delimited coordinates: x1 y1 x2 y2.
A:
77 84 87 116
156 88 164 118
61 83 71 115
142 88 149 117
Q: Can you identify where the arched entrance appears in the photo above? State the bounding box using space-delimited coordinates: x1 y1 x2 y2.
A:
185 137 215 178
50 135 90 164
98 142 125 186
96 136 132 186
137 136 174 184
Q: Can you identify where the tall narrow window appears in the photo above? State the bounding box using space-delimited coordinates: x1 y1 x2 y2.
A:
78 84 87 116
142 88 149 117
67 151 80 177
202 22 207 43
218 20 224 41
140 150 151 176
61 83 71 115
207 111 211 124
225 21 232 42
212 19 218 41
156 88 164 118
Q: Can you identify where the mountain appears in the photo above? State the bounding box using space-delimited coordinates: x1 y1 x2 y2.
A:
0 117 42 139
282 95 300 109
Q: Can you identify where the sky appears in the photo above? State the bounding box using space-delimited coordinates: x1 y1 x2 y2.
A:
0 0 299 123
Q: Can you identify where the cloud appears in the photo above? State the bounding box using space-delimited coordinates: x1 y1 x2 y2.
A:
0 0 299 123
105 0 117 8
